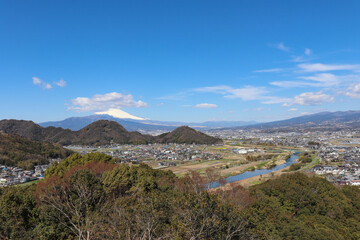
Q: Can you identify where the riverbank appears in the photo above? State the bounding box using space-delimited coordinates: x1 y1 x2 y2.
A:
211 165 292 191
210 152 300 189
165 151 295 178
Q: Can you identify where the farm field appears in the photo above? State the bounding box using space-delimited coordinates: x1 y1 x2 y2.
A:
164 144 297 179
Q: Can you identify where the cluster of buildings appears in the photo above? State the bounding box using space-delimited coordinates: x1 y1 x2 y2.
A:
232 148 262 154
313 144 360 186
106 144 221 164
208 129 326 148
0 158 61 187
318 145 360 163
0 164 48 186
67 144 222 166
313 165 360 186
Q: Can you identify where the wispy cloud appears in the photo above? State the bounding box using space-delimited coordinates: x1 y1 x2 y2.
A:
54 79 66 87
272 73 360 88
261 96 291 104
291 55 307 63
288 108 298 112
68 92 148 112
271 73 341 88
283 91 334 106
32 77 52 90
32 77 42 85
298 63 360 72
43 83 52 89
253 68 283 73
224 86 267 100
195 85 290 104
32 77 67 90
299 73 340 86
271 80 309 88
253 107 265 112
194 85 231 94
194 103 218 109
276 42 290 52
290 48 312 62
344 83 360 98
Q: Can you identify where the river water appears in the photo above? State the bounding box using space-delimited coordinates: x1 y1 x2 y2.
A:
209 152 300 188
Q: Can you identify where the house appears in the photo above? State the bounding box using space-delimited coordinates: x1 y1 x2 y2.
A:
350 180 360 186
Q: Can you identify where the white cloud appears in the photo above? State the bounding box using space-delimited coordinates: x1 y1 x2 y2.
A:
253 68 283 73
225 86 267 100
304 48 312 56
288 108 298 112
54 79 66 87
271 80 310 88
283 91 334 106
194 85 232 94
253 107 265 112
261 96 291 104
271 73 358 88
43 83 52 89
291 56 307 63
32 77 52 90
345 83 360 98
299 73 340 86
68 92 148 112
276 42 290 52
194 103 218 109
195 85 290 104
298 63 360 72
32 77 42 85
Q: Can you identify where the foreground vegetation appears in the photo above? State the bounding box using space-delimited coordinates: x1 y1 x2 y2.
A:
1 153 360 239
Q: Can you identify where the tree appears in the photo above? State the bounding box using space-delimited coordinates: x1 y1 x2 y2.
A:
45 152 114 178
36 163 111 240
0 186 38 239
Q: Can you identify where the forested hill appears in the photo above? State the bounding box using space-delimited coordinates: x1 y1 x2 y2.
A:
0 119 222 145
156 126 222 144
0 132 72 169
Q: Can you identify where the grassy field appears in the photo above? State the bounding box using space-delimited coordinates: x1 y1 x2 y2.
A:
16 179 41 187
300 154 319 171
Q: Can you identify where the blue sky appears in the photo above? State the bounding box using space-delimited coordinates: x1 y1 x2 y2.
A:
1 0 360 123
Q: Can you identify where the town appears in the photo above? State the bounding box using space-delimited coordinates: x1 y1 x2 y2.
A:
0 144 223 186
2 129 360 187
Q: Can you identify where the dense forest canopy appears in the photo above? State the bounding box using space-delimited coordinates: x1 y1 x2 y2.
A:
0 153 360 239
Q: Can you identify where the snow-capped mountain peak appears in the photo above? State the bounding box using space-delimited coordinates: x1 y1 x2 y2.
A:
94 108 146 120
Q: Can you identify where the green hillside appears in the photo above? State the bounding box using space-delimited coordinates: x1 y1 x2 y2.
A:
0 133 72 169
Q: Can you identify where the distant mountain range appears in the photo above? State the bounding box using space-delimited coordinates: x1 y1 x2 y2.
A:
228 110 360 132
2 110 359 148
39 114 257 132
0 120 222 146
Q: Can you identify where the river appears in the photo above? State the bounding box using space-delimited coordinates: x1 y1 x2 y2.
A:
209 152 300 188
